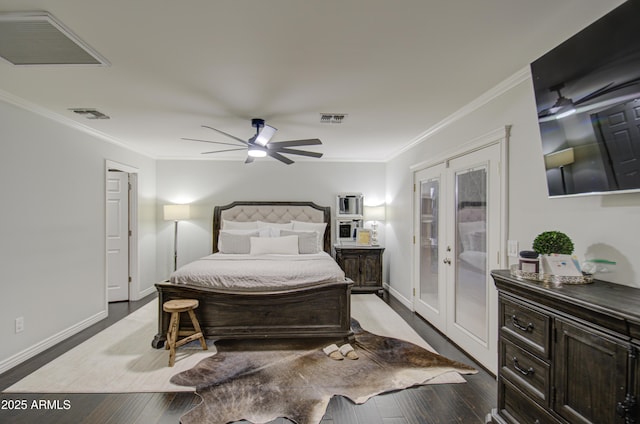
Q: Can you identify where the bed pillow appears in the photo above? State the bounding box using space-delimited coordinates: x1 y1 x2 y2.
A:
458 221 485 251
257 220 294 236
291 221 327 251
220 228 271 237
257 221 293 229
280 230 320 254
223 220 258 230
468 230 486 252
250 235 299 255
218 230 259 254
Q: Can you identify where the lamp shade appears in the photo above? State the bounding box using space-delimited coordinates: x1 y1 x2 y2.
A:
163 204 191 221
544 147 575 169
364 205 386 221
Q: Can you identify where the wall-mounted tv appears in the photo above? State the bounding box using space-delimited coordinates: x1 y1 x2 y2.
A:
530 0 640 197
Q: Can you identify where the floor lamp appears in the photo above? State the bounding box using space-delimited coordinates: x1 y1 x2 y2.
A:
544 147 575 195
164 204 191 271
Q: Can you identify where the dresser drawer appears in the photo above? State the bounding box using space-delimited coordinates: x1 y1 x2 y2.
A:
500 338 550 405
499 378 560 424
500 294 551 358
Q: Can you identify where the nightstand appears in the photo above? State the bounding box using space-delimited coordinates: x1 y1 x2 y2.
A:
334 244 384 294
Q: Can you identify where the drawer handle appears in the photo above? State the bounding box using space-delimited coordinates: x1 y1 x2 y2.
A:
512 357 535 376
511 315 534 332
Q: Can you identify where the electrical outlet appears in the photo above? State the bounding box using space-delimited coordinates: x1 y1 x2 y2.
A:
507 240 519 257
15 317 24 333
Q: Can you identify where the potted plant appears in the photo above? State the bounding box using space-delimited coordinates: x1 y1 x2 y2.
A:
532 231 574 255
530 231 587 281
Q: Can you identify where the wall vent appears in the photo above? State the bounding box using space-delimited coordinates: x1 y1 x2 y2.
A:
0 11 109 66
320 113 348 124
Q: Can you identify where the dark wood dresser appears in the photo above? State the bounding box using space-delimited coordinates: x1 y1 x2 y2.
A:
488 270 640 424
334 245 384 294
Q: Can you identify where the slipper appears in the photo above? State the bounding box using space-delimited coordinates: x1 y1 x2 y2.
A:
323 344 343 360
339 343 359 360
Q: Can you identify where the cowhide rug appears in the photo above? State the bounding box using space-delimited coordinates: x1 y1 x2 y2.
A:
171 319 477 424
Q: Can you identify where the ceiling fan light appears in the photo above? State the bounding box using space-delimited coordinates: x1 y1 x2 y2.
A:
255 125 277 146
248 147 267 157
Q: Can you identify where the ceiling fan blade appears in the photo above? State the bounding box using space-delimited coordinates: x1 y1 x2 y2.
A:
268 139 322 148
245 156 255 164
202 125 248 145
575 77 640 105
182 137 245 147
273 147 323 158
200 148 247 154
574 82 615 105
537 107 553 118
267 151 294 165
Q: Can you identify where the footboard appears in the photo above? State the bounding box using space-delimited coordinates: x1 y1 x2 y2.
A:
152 281 353 348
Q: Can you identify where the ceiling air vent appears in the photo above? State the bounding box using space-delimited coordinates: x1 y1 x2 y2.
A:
69 108 110 120
320 113 348 124
0 11 109 66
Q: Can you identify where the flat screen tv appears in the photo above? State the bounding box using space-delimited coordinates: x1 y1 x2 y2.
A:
530 0 640 197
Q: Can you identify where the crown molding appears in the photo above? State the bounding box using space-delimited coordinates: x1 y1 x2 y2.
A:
388 66 530 161
0 88 154 159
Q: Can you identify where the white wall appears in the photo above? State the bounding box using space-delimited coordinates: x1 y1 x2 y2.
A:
156 160 386 279
0 99 157 371
385 74 640 305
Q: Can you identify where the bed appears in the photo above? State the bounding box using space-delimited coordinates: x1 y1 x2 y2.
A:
152 201 353 348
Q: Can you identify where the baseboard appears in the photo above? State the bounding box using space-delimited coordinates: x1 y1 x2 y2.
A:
0 309 108 374
134 284 156 301
384 282 414 311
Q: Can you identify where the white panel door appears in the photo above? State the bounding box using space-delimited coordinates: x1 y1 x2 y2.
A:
106 171 129 302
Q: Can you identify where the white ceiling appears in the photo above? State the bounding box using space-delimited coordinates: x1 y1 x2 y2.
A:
0 0 624 163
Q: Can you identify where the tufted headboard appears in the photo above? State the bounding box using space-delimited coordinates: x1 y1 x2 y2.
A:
212 201 332 253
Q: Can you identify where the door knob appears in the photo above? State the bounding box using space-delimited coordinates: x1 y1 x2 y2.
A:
443 258 452 265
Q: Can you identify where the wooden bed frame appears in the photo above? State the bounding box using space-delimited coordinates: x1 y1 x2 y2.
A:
152 201 353 348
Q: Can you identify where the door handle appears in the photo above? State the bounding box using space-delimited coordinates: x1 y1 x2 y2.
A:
443 258 451 265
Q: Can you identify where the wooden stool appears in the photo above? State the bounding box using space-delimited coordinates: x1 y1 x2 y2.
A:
163 299 207 367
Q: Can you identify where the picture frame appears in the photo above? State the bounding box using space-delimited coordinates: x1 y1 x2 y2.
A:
356 228 372 246
541 254 582 277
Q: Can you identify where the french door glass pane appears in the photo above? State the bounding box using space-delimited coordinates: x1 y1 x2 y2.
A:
454 167 487 342
420 179 439 309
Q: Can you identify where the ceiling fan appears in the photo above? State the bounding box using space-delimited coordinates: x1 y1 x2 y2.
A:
537 83 614 119
536 78 640 120
182 118 323 165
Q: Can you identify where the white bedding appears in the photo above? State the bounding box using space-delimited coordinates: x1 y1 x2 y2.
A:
170 251 346 291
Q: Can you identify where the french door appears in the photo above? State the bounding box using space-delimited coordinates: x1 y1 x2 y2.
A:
413 140 504 373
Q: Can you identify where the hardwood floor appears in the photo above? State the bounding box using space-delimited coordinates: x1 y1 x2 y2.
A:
0 293 496 424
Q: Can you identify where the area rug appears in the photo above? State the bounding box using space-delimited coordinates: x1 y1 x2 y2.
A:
4 294 466 393
171 318 477 424
4 298 216 393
